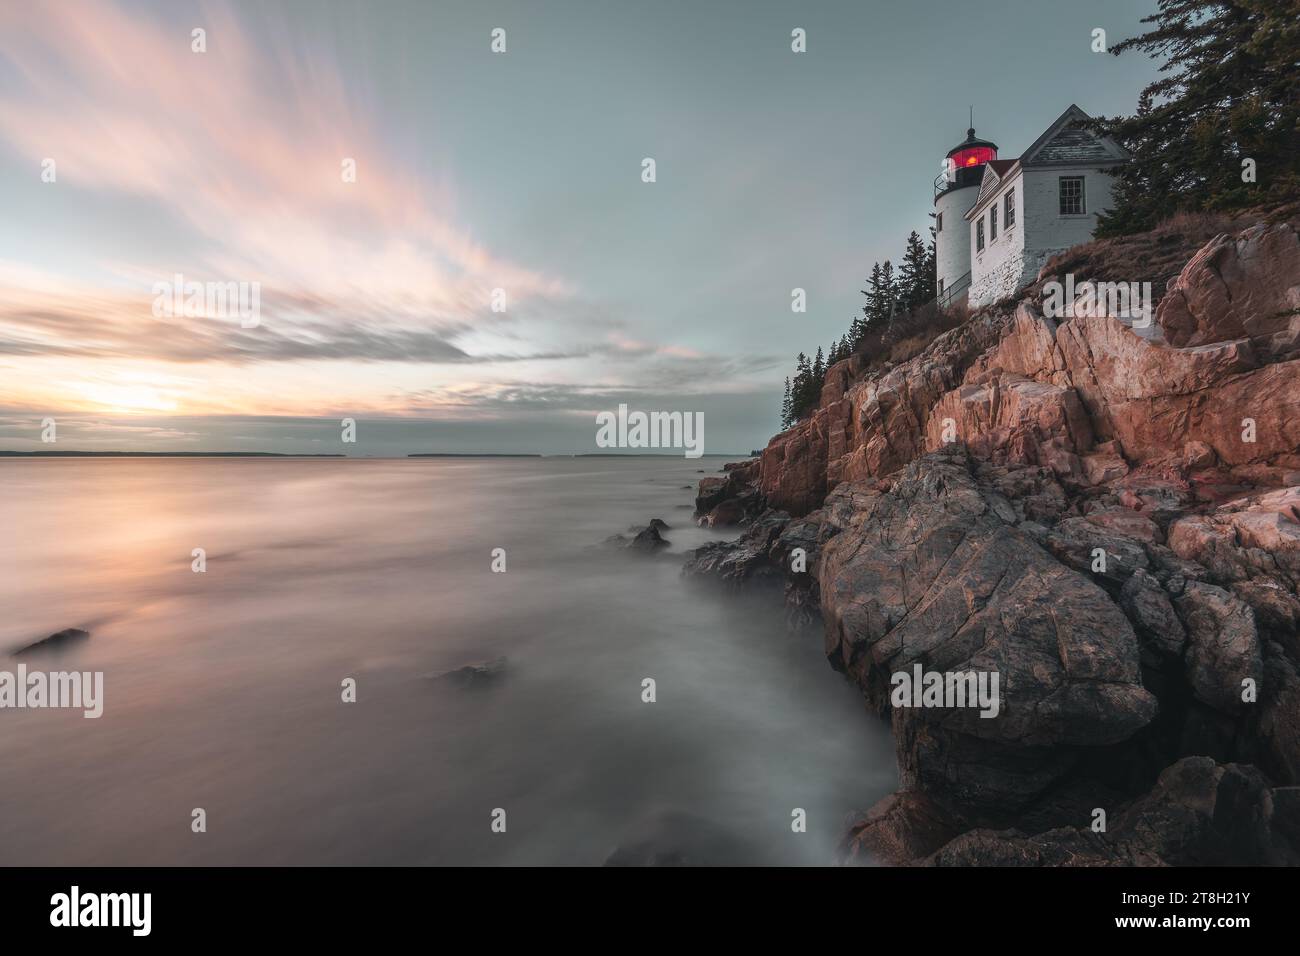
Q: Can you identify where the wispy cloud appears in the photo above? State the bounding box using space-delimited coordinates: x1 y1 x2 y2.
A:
0 0 799 448
0 264 587 364
0 0 573 368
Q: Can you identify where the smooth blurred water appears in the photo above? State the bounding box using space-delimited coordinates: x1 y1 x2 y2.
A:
0 456 895 865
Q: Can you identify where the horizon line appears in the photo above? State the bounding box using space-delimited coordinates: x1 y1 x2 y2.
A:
0 450 755 459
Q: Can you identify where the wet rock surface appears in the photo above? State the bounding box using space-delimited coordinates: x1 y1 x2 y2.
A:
605 520 672 553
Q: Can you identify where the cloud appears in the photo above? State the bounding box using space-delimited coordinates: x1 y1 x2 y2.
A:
0 0 574 364
0 285 563 365
391 366 779 420
0 2 785 442
0 414 200 445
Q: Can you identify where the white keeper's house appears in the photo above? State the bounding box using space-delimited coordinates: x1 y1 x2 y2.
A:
933 104 1130 310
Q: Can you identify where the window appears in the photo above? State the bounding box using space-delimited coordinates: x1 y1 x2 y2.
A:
976 218 984 252
936 212 943 232
1005 189 1015 228
938 277 945 295
989 205 998 242
1059 176 1085 215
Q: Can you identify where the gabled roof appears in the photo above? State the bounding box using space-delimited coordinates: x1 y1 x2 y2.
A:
967 159 1022 219
964 105 1129 220
1020 104 1129 167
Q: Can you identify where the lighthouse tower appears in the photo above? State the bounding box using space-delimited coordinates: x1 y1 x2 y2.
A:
934 125 997 307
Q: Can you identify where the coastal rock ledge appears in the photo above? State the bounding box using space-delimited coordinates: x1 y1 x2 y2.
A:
683 215 1300 865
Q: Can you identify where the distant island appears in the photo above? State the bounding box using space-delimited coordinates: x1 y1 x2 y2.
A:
0 451 346 458
1 450 755 459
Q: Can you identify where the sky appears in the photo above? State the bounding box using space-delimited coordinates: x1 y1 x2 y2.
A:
0 0 1161 456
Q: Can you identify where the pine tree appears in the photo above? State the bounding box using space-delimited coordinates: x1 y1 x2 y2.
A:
848 312 867 351
783 220 950 416
879 261 897 316
898 230 931 309
878 260 899 342
1091 0 1300 236
790 352 812 422
860 262 884 337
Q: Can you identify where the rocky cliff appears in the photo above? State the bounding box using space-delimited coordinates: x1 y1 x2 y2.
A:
685 216 1300 865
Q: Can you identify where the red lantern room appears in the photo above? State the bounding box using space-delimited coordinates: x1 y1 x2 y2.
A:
936 127 999 197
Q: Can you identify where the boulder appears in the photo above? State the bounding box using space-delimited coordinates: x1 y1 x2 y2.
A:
705 498 745 527
1155 223 1300 354
1120 569 1187 658
682 510 790 591
819 451 1157 812
1175 582 1263 715
605 522 670 553
840 790 960 866
694 476 730 514
922 757 1300 866
629 524 669 552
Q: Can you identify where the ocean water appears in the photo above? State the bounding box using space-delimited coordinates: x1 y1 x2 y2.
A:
0 457 895 865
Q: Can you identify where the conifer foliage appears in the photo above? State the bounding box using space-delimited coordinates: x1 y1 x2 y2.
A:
1091 0 1300 236
780 228 938 428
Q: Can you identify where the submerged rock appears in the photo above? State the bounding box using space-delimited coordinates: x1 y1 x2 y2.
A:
604 809 765 866
605 520 671 553
429 656 507 689
629 525 668 551
12 627 90 657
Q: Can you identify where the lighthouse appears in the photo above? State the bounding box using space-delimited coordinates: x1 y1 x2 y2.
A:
934 124 997 307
